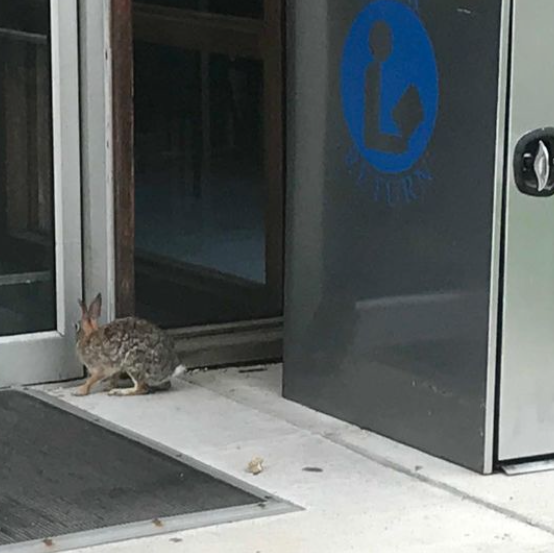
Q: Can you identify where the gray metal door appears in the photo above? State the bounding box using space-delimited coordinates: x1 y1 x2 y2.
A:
284 0 509 473
498 0 554 461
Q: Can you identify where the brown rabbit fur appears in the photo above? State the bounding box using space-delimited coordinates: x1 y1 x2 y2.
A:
75 293 179 397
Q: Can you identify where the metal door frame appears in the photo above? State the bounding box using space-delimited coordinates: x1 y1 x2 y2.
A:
0 0 83 386
481 0 512 473
79 0 116 323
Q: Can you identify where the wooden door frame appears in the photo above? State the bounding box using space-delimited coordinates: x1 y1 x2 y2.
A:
111 0 135 317
110 0 285 320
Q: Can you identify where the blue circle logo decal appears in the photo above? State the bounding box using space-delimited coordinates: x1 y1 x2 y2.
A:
341 0 439 175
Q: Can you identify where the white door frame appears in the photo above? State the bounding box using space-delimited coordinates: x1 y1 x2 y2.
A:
79 0 116 325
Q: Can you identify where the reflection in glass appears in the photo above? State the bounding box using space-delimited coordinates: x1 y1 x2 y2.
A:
0 1 56 337
135 0 263 19
134 41 277 327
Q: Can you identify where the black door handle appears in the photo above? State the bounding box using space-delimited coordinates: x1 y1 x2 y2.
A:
514 128 554 197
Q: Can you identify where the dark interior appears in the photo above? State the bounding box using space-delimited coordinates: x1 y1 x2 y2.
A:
133 0 283 329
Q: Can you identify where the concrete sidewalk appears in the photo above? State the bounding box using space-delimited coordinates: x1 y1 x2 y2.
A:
46 365 554 553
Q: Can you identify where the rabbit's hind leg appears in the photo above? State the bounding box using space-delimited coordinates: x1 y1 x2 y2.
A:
103 371 132 391
108 374 148 396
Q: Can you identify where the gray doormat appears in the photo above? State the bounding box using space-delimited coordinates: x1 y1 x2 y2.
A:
0 390 295 552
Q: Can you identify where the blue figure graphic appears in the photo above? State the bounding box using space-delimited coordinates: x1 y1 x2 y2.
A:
341 0 439 174
364 20 424 154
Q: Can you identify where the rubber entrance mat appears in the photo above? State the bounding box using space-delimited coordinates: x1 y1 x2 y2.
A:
0 390 294 551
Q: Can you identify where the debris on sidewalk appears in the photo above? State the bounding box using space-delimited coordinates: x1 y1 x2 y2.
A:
302 466 324 473
247 457 264 475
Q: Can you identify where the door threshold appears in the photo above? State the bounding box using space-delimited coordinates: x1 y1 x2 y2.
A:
169 318 283 369
500 458 554 476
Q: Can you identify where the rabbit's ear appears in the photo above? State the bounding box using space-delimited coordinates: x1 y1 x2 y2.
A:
88 293 102 320
78 299 88 317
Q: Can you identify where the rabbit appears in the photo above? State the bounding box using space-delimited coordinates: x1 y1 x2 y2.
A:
74 293 181 397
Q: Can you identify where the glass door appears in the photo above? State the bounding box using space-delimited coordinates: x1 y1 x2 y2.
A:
131 0 284 329
108 1 283 339
0 0 82 386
